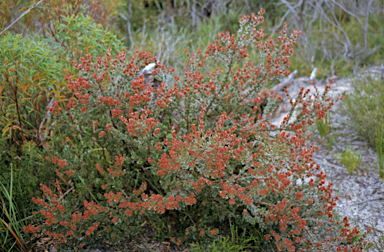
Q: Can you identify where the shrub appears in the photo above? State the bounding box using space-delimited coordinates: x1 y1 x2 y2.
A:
0 139 55 213
374 127 384 179
189 225 263 251
0 33 68 147
0 19 123 223
50 14 125 65
25 10 371 251
0 0 122 34
333 147 362 175
0 16 124 147
0 33 66 251
0 162 43 252
342 76 384 177
342 76 384 149
315 110 331 139
0 17 124 251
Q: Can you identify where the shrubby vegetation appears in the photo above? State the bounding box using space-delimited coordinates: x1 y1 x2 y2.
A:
17 10 373 252
342 76 384 179
1 0 383 251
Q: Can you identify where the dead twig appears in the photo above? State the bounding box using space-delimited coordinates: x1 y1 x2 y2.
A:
0 0 44 36
0 217 27 252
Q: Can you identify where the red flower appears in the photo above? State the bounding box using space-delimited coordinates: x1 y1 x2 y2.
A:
296 193 303 200
60 221 68 227
210 229 218 235
57 205 65 212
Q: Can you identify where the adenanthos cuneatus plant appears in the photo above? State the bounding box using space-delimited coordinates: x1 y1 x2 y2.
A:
24 9 371 251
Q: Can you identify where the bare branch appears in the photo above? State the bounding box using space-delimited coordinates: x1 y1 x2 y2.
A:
310 67 318 80
0 0 44 36
126 0 133 49
120 13 127 21
330 0 364 28
280 0 305 31
364 0 374 51
270 9 291 38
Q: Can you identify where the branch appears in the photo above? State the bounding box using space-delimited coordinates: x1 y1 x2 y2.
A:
279 0 305 30
356 197 384 205
270 8 291 38
58 187 75 202
120 13 127 21
0 0 44 36
310 67 318 80
272 70 298 93
364 0 374 51
330 0 364 28
37 86 66 144
126 0 133 49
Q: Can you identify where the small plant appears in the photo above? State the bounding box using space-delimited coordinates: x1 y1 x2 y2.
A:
0 138 54 241
315 110 331 139
342 76 384 149
334 147 362 175
326 134 335 150
313 110 335 150
189 224 262 252
0 165 33 252
375 126 384 179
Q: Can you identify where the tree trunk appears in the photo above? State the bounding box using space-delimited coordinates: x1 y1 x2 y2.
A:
126 0 133 49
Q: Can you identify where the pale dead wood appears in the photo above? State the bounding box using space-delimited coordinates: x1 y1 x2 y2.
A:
0 0 44 36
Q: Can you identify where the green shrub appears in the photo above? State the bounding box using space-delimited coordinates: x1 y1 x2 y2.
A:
189 225 263 252
0 33 67 147
0 18 123 216
0 35 68 220
0 164 42 252
0 15 125 251
375 127 384 179
0 140 54 211
342 76 384 176
333 147 362 175
0 0 122 35
342 76 384 148
0 15 124 149
50 14 125 64
315 110 331 139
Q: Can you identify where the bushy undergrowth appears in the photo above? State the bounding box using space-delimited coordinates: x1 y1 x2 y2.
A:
50 14 125 66
119 2 384 80
0 16 126 251
342 76 384 178
342 76 384 149
22 10 372 252
0 12 125 209
333 147 362 175
0 34 66 223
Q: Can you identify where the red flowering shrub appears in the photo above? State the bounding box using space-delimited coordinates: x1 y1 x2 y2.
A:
25 9 371 251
